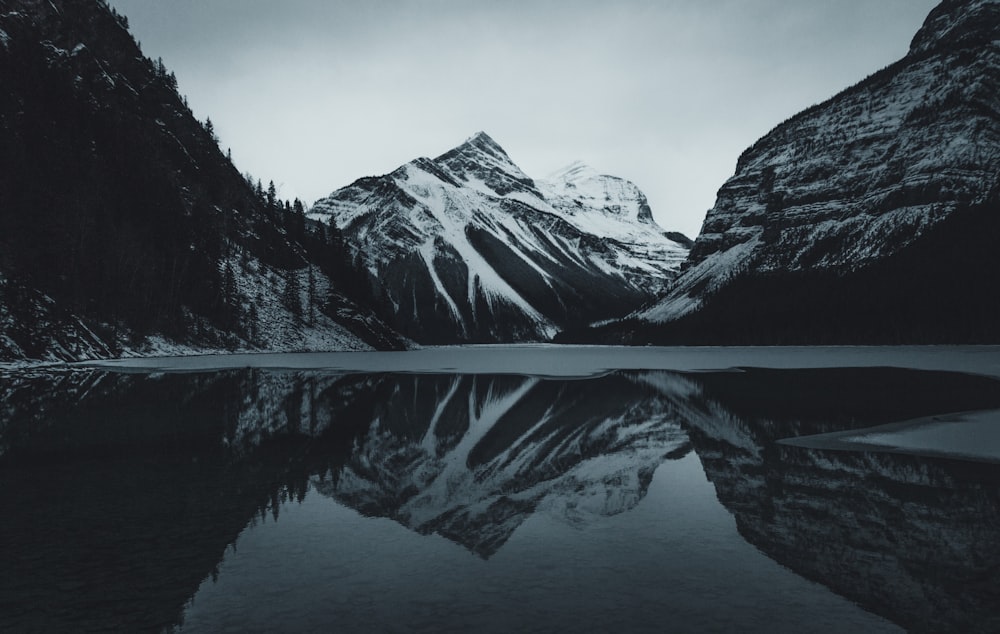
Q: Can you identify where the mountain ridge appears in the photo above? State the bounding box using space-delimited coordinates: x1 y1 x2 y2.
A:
310 132 690 344
571 0 1000 344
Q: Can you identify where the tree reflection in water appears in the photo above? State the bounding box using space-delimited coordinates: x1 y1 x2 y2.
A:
1 366 998 632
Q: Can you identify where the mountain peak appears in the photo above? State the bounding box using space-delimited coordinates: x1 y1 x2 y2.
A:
433 131 535 196
466 130 503 149
446 130 514 165
311 133 689 344
538 162 660 227
909 0 1000 56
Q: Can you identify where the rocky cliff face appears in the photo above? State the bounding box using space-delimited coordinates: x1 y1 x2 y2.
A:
618 0 1000 342
310 132 689 343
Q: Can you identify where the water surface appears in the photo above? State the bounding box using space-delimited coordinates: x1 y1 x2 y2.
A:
2 347 999 632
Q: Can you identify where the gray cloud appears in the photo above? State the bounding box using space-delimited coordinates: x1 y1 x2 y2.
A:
110 0 938 238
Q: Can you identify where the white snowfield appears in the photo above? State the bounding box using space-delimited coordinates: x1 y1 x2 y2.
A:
399 162 554 334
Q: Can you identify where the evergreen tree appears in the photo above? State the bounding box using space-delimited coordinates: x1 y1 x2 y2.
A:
248 299 260 342
285 198 305 242
314 223 328 255
281 266 302 319
204 117 218 144
267 180 277 210
306 264 316 325
222 260 238 328
328 216 345 254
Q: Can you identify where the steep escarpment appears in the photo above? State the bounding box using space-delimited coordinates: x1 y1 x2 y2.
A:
588 0 1000 344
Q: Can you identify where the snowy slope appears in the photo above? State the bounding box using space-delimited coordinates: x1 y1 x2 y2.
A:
635 0 1000 326
310 132 689 343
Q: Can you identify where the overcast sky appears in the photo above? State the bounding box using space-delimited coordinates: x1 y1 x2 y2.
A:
109 0 938 238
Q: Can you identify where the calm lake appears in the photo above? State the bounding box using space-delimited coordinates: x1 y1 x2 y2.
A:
2 346 999 632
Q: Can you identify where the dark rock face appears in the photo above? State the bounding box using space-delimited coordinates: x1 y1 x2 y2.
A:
434 131 539 198
619 0 1000 343
909 0 1000 55
0 0 404 361
310 133 689 343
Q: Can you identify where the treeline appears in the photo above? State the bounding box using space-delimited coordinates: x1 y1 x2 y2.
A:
0 2 378 354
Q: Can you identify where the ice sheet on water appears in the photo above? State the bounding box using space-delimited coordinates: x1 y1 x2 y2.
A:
783 409 1000 463
71 344 1000 379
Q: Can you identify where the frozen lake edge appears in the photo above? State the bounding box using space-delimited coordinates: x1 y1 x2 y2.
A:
48 344 1000 379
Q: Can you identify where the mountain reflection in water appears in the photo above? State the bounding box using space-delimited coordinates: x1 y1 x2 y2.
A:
1 365 999 632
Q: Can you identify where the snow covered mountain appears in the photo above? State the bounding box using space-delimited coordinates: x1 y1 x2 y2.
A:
0 0 405 361
310 132 689 343
584 0 1000 344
